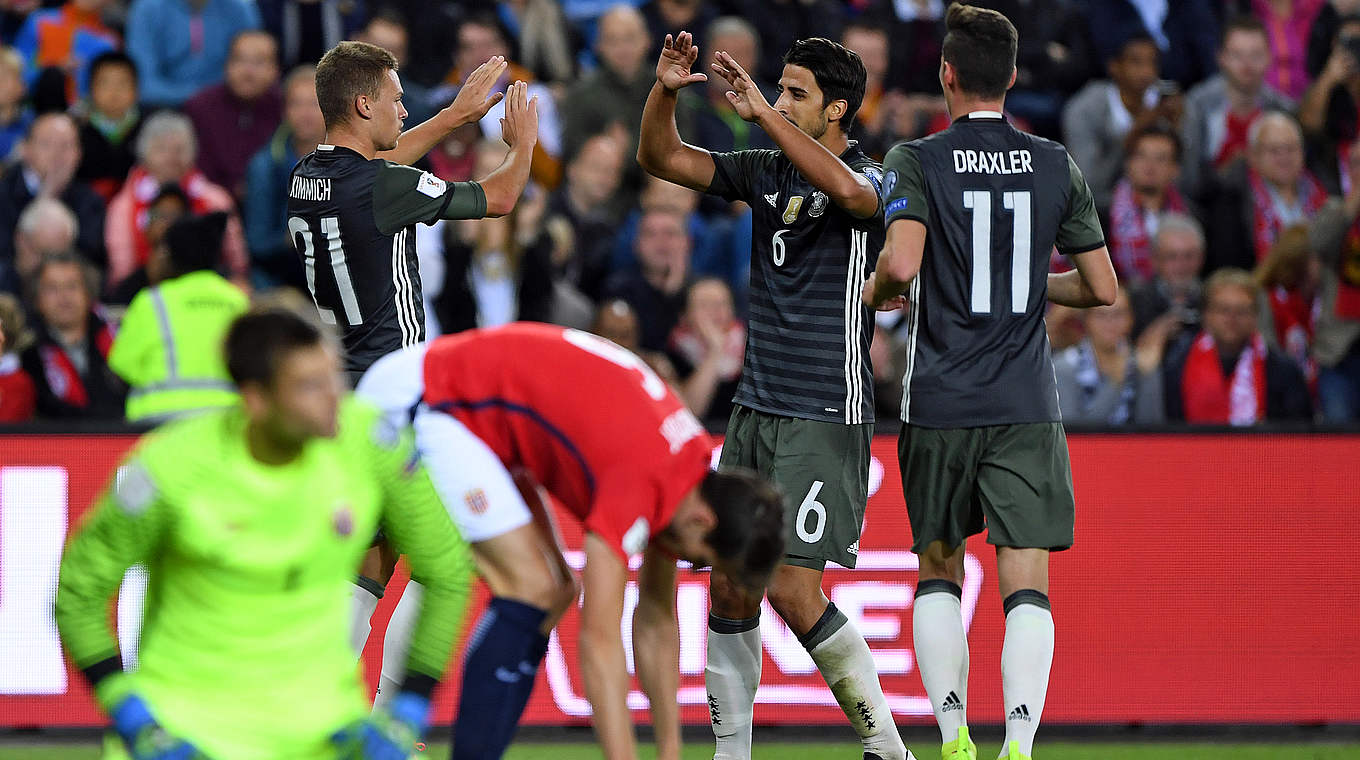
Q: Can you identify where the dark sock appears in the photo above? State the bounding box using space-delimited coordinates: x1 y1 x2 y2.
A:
451 597 549 760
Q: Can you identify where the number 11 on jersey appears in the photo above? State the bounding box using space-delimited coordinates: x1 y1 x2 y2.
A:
962 190 1032 315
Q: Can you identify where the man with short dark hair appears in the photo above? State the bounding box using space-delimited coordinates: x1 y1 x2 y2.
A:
183 30 284 197
56 306 475 760
639 28 910 760
355 323 786 760
288 41 536 379
866 4 1118 759
1107 123 1194 283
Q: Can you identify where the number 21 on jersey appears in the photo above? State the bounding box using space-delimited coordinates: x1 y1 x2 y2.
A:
962 190 1032 315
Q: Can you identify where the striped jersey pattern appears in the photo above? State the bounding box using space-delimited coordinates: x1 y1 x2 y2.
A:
708 143 884 424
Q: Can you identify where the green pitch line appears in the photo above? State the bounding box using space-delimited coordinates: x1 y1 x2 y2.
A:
4 742 1360 759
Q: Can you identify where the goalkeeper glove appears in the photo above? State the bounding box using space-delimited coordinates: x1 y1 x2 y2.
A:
333 692 430 760
111 694 207 760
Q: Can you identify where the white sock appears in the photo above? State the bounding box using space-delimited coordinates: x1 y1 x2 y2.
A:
350 579 382 655
706 614 761 760
805 605 906 760
1000 592 1054 758
912 583 969 744
373 580 424 711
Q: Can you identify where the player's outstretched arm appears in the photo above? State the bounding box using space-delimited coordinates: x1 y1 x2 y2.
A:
1048 248 1118 307
478 81 539 217
579 534 639 760
863 218 924 310
637 32 718 192
632 546 682 760
376 56 508 167
710 51 880 219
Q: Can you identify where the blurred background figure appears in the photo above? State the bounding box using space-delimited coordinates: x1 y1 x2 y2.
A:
590 295 680 389
1054 287 1168 424
353 8 436 125
108 211 247 424
124 0 261 108
4 196 78 298
1107 124 1195 284
1130 212 1205 349
561 4 653 172
0 112 105 271
258 0 367 70
74 51 142 201
0 292 36 422
0 46 34 160
603 207 690 352
667 276 744 424
19 251 124 419
1163 267 1313 423
183 30 283 198
1302 141 1360 421
11 0 116 107
1255 224 1320 391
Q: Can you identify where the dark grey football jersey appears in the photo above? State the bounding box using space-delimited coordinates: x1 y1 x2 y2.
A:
881 113 1105 428
707 143 884 424
286 144 486 372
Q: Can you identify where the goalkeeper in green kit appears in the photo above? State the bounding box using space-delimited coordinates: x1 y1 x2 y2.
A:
55 308 474 760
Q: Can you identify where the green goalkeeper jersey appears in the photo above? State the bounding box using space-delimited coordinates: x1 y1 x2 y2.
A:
55 397 473 760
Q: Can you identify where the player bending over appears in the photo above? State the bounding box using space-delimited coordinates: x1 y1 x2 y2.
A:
638 29 911 760
863 5 1118 760
56 308 475 760
356 322 785 760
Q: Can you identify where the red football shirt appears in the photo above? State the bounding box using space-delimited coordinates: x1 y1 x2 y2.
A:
422 323 715 559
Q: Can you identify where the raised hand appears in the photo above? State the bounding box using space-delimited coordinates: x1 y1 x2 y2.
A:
449 56 508 125
656 32 707 92
500 81 539 150
711 50 772 123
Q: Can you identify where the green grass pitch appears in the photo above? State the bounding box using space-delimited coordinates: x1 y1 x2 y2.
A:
4 741 1360 759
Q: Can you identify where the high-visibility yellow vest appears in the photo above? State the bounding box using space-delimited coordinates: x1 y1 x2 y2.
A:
108 270 249 423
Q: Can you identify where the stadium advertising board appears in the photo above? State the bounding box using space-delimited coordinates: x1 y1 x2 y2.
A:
1 433 1358 729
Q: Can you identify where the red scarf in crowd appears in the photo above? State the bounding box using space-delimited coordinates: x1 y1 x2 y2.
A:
1181 332 1267 425
1268 285 1318 392
1109 179 1188 282
37 319 114 409
126 166 221 266
1249 168 1327 263
1214 107 1261 168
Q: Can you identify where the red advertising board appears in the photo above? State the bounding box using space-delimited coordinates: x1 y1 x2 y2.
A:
1 433 1358 729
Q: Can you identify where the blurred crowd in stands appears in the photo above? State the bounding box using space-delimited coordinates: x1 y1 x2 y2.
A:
0 0 1358 428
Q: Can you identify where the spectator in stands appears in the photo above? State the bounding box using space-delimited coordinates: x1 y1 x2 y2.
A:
0 293 36 422
545 132 627 298
1054 287 1168 424
604 207 690 351
258 0 366 70
5 197 79 298
677 17 774 155
1046 303 1085 354
1255 0 1329 100
0 113 105 272
971 0 1095 139
561 4 653 166
353 9 434 125
1084 0 1219 89
497 0 576 86
0 47 34 161
640 0 717 44
20 251 124 419
105 111 247 298
436 13 564 186
1164 267 1313 423
667 276 744 423
109 212 247 423
1109 124 1195 284
124 0 261 108
863 0 944 96
1182 16 1294 202
12 0 116 105
1062 35 1180 210
244 65 320 291
1299 12 1360 193
740 0 845 87
1209 112 1328 271
435 140 556 333
589 296 682 389
1256 225 1321 390
1130 212 1206 346
840 21 895 158
1304 141 1360 420
74 51 142 201
184 31 283 198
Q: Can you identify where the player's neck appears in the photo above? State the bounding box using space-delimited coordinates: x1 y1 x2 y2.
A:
245 420 306 466
946 94 1006 121
818 128 849 156
323 125 377 160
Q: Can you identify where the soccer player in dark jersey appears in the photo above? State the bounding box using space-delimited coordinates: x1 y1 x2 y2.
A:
287 42 537 378
639 32 912 760
862 5 1118 760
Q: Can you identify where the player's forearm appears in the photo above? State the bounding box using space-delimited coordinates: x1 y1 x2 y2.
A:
755 110 878 218
479 142 536 217
632 600 681 760
1046 269 1107 308
580 625 638 760
377 108 464 166
638 83 684 174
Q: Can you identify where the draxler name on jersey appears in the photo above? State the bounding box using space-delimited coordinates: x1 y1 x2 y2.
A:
952 149 1034 175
